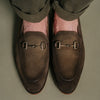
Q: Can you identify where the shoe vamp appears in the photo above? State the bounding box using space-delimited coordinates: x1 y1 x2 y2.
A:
55 49 79 78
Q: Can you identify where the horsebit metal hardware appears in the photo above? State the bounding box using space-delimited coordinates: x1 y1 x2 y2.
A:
54 40 79 50
21 41 47 50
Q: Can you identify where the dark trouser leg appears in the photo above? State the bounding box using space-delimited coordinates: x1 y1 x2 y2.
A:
53 0 93 21
10 0 50 22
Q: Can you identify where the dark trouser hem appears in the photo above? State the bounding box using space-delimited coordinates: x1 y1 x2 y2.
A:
10 0 50 22
53 0 93 21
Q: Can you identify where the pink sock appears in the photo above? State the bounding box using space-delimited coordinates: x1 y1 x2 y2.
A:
23 17 48 35
54 13 78 34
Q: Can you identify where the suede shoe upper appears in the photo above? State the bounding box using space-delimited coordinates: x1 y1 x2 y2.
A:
52 20 85 94
16 31 49 94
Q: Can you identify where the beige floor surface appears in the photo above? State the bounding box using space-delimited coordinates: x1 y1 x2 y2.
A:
0 0 100 100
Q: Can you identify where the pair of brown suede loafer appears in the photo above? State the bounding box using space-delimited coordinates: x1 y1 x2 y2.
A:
15 17 85 94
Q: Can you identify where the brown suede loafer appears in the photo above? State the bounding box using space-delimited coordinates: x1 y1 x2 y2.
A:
15 24 49 94
51 20 85 94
